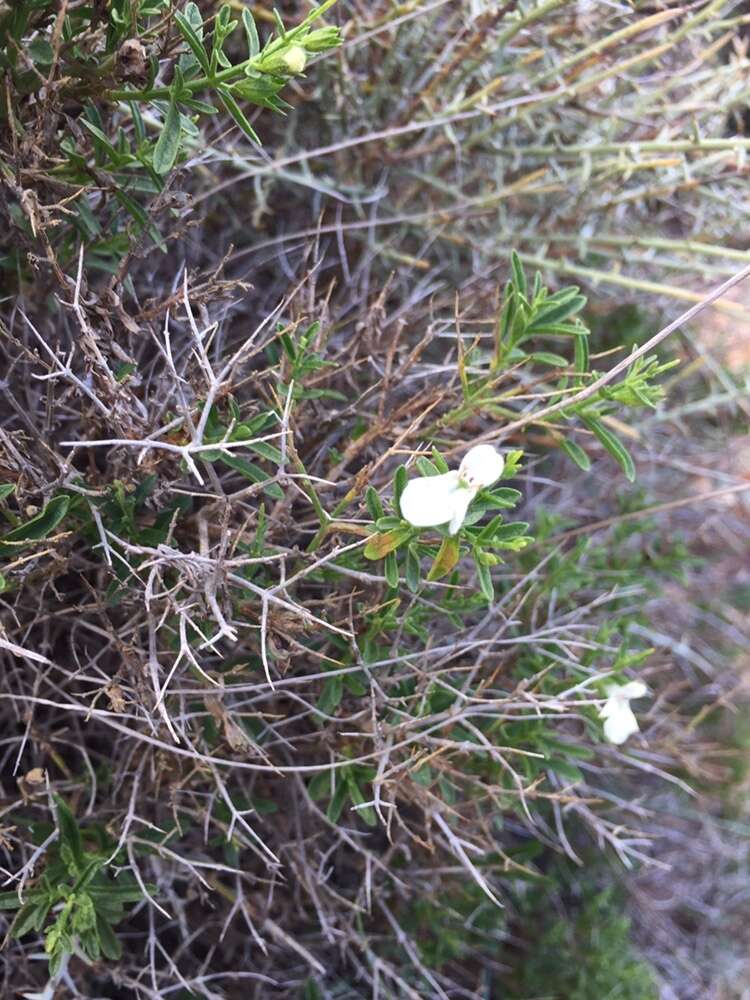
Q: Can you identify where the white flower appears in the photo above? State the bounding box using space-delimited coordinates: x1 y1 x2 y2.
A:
400 444 504 535
599 680 648 745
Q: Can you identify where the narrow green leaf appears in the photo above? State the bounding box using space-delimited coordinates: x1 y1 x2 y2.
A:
317 676 342 716
246 440 283 464
96 914 122 960
574 331 589 375
529 295 587 328
383 550 399 588
474 553 494 603
152 99 182 174
242 8 260 56
405 545 420 593
529 351 568 367
308 771 332 801
218 455 283 499
393 466 408 516
430 448 449 473
582 417 636 482
365 486 384 521
326 780 348 824
346 775 376 827
54 795 84 872
217 85 261 144
561 438 591 471
11 901 45 938
510 250 527 299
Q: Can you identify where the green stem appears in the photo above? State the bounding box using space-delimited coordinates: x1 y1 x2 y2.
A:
107 0 339 104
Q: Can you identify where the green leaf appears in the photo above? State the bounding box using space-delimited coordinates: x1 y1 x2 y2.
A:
476 514 503 546
393 466 408 516
88 883 152 904
302 977 324 1000
246 440 283 464
308 771 332 801
510 250 527 299
0 483 16 501
112 188 165 250
317 676 342 716
0 892 25 911
383 550 399 588
218 454 283 499
96 914 122 960
491 521 530 542
152 98 182 175
528 295 587 329
184 2 203 34
174 11 210 74
12 899 47 938
0 496 71 557
430 448 449 473
415 457 439 477
574 331 589 375
545 759 584 784
528 351 569 367
474 554 494 603
326 780 349 824
54 795 84 873
48 943 67 977
561 437 591 471
242 8 260 56
582 417 636 482
405 545 420 593
365 486 384 521
374 516 403 531
525 322 584 337
346 775 376 827
217 85 261 144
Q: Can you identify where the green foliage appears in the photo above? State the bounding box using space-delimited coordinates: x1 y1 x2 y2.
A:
0 796 152 974
0 0 340 274
0 495 70 558
510 888 659 1000
449 256 676 481
308 765 377 827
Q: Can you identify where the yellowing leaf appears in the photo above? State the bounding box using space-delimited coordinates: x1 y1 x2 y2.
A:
364 528 411 560
427 537 460 581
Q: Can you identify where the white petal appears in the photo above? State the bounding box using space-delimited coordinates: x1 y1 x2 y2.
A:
448 488 475 534
618 680 648 701
603 704 640 744
598 698 616 720
458 445 504 490
400 471 462 527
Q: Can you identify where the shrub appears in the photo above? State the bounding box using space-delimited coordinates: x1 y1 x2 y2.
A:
1 2 748 997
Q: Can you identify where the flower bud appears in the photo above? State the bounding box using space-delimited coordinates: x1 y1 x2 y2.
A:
282 45 307 74
302 27 341 53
